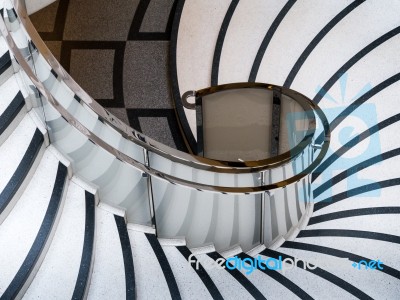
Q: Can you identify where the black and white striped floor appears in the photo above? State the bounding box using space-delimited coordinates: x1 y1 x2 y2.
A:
0 0 399 299
170 0 400 298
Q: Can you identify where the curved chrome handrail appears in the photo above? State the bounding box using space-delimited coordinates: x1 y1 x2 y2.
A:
1 2 330 194
11 0 322 173
190 82 317 167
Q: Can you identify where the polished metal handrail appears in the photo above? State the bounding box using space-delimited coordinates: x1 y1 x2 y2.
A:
11 0 324 173
0 2 330 194
185 82 317 166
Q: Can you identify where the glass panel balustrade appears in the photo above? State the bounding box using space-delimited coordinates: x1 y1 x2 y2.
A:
0 1 330 252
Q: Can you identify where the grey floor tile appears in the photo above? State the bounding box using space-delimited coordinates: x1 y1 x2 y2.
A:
106 108 130 125
63 0 140 41
44 41 62 61
29 0 60 33
123 41 173 109
29 0 186 151
140 0 175 33
139 116 175 148
70 49 114 100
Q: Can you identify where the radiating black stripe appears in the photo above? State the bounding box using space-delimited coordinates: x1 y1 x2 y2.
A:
331 73 400 129
0 129 43 215
1 163 68 300
261 248 373 299
249 0 297 82
145 233 181 300
177 246 223 300
314 178 400 212
314 147 400 197
114 215 136 300
313 26 400 104
284 0 364 87
207 252 267 300
0 51 11 75
312 112 400 182
211 0 240 86
72 192 96 300
0 91 25 136
169 0 197 153
309 207 400 225
237 252 313 300
282 241 400 280
298 229 400 244
315 72 400 147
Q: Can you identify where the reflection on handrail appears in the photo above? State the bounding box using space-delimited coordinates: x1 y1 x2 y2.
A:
1 2 330 194
186 82 317 165
10 0 323 173
1 0 331 250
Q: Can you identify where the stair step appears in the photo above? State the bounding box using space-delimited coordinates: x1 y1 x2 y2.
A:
312 185 400 217
252 250 351 299
0 115 44 223
0 36 8 57
0 51 11 77
0 151 68 298
128 230 173 299
278 244 400 299
162 246 213 299
0 75 24 117
0 50 13 86
306 213 400 237
72 191 95 299
295 235 400 271
23 180 86 299
87 210 127 300
0 88 26 146
113 215 135 299
193 252 256 299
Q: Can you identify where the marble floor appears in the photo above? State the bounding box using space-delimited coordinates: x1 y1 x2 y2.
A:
30 0 187 151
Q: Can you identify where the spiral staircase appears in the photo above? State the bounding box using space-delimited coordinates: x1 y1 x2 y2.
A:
0 0 399 299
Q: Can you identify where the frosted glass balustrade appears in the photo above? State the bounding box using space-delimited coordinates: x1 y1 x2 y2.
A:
0 1 330 252
152 174 261 252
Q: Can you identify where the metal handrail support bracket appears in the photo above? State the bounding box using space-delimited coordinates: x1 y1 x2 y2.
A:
260 171 266 245
143 148 157 234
